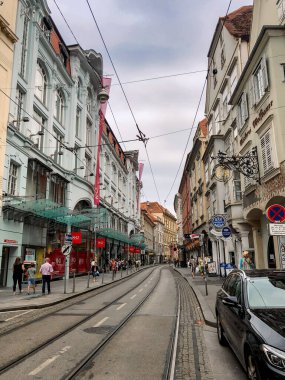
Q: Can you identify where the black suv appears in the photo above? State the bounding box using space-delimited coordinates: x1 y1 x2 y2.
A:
215 269 285 380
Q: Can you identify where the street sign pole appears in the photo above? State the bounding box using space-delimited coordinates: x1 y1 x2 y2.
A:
64 225 72 294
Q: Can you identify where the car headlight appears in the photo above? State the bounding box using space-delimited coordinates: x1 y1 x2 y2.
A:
262 344 285 370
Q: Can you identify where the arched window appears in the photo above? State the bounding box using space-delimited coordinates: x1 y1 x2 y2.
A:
86 87 93 114
54 90 64 124
35 60 48 105
77 78 82 101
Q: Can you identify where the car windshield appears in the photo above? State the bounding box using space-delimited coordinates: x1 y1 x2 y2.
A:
247 277 285 308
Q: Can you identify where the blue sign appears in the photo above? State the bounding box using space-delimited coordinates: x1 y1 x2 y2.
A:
211 215 226 229
222 227 232 238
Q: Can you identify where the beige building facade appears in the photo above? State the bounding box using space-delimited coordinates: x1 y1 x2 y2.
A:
0 1 18 209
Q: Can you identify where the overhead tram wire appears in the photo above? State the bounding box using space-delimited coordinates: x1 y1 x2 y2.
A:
163 0 234 204
85 0 162 203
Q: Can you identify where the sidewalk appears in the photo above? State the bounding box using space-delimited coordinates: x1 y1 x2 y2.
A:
175 267 224 327
0 268 139 312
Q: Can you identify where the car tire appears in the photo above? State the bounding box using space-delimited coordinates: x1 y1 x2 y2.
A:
217 313 227 346
246 349 261 380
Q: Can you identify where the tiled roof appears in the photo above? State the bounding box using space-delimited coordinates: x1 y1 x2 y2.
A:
221 5 253 41
198 118 208 138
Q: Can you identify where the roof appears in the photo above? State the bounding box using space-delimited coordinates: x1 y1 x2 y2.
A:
221 6 253 41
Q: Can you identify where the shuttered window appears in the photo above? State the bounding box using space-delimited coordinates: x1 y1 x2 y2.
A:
250 58 269 106
237 93 248 130
261 129 273 173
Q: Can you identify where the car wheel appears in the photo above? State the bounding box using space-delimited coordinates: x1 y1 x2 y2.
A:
217 313 227 346
246 350 261 380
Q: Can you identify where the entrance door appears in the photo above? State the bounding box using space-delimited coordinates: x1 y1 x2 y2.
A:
0 247 10 287
267 236 276 268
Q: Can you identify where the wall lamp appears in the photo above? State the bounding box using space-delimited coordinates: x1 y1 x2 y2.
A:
12 116 29 124
30 131 44 138
211 147 259 181
84 173 94 177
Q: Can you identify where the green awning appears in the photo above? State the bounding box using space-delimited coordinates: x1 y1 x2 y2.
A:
97 228 130 244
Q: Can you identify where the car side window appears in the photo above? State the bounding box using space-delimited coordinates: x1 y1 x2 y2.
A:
228 275 242 303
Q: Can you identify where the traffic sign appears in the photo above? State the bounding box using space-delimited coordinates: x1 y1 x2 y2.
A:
222 227 232 238
64 233 72 245
266 204 285 223
211 215 226 229
269 223 285 236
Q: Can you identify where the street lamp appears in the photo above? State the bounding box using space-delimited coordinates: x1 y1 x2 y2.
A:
211 147 259 182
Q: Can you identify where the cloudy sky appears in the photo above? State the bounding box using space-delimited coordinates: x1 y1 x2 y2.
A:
48 0 253 214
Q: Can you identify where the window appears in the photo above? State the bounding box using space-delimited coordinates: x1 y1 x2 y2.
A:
27 110 45 150
277 0 285 21
211 190 216 214
51 130 64 165
237 93 248 130
233 172 242 201
229 65 237 98
221 49 225 69
54 90 64 124
86 119 92 148
261 129 274 173
222 87 229 121
214 105 220 134
76 106 81 136
50 175 66 205
15 88 25 129
86 88 93 114
77 78 82 101
85 154 92 177
251 58 269 106
40 17 51 41
35 61 48 105
205 162 209 183
8 163 18 195
20 15 29 78
208 118 213 138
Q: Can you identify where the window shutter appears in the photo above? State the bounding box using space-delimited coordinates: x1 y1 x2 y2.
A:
242 93 249 121
261 57 269 91
261 130 273 172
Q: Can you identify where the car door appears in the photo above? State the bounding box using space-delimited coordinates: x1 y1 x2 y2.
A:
226 274 245 361
216 275 234 341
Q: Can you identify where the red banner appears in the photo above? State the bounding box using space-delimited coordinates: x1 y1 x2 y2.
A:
71 232 82 244
94 77 112 205
129 246 135 253
96 237 106 248
135 248 140 254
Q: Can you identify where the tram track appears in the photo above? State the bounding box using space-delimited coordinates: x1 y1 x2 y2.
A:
65 267 163 380
0 267 156 375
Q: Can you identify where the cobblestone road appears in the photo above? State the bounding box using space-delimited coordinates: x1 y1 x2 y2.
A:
174 272 214 380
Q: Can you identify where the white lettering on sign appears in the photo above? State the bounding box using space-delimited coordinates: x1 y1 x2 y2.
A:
269 223 285 236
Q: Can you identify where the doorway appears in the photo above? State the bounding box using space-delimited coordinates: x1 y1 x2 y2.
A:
0 247 10 287
267 236 276 268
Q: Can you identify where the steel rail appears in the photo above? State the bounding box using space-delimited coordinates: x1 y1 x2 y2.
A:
0 267 156 375
64 268 163 380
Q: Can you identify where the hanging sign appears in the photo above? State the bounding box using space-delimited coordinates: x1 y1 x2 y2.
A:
129 246 135 253
71 232 82 244
96 237 106 248
134 248 141 254
211 215 226 229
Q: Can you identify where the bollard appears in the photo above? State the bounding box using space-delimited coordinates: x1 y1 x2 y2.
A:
101 270 104 284
64 276 67 294
205 273 208 296
121 267 123 278
73 271 75 293
87 271 90 288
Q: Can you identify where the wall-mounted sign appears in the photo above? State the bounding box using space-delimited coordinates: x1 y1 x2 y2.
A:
71 232 82 244
4 239 17 244
252 100 273 128
222 227 232 238
211 215 226 229
266 204 285 223
129 246 135 253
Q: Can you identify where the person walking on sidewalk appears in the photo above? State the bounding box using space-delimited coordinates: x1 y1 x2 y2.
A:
13 257 25 295
27 263 36 295
190 256 197 279
40 258 53 295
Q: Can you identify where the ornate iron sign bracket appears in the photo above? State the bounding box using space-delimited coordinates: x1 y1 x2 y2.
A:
212 147 259 179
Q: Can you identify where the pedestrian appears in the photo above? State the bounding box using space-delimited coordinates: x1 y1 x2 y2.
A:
13 257 25 295
199 258 205 278
27 262 36 295
40 258 54 295
190 256 197 279
91 259 98 283
239 250 255 270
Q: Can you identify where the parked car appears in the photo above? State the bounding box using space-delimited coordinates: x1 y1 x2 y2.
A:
215 269 285 380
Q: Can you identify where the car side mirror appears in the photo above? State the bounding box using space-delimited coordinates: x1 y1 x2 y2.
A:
222 296 239 307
